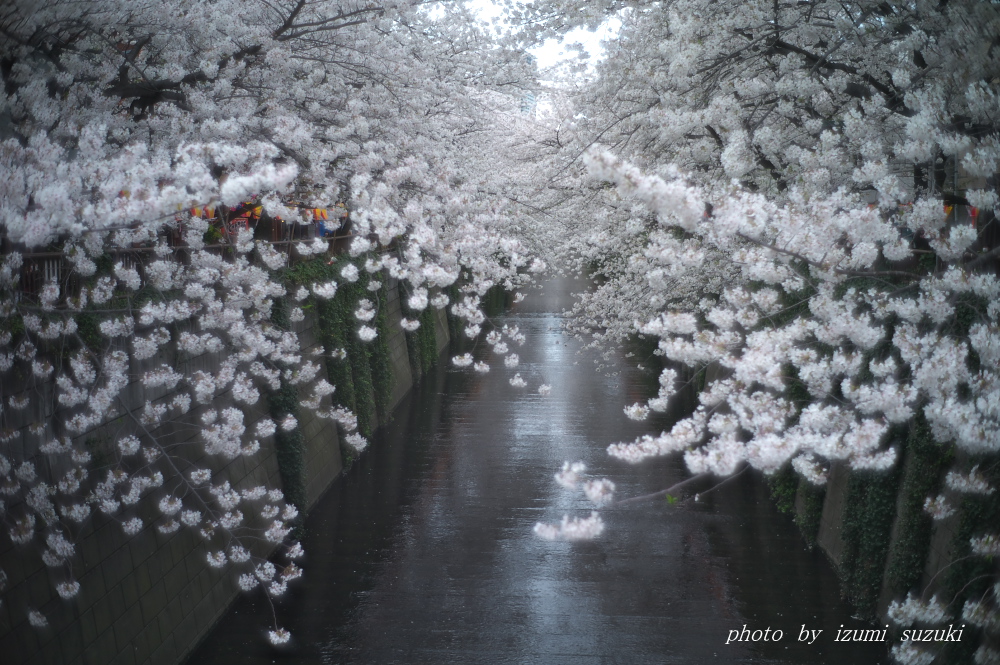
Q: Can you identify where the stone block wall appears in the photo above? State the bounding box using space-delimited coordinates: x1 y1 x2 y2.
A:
382 277 414 412
807 436 994 652
433 304 450 356
292 311 344 509
815 462 849 567
1 276 449 665
0 336 281 665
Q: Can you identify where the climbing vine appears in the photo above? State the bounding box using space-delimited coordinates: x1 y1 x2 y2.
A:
883 413 951 597
267 300 307 515
268 383 307 516
794 481 826 550
370 285 394 425
767 467 799 515
838 427 907 619
482 284 507 317
282 259 357 444
346 316 377 438
939 459 1000 664
282 254 394 455
770 362 825 546
406 300 439 378
446 284 463 343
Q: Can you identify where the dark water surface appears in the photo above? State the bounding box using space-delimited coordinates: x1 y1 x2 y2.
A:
188 277 886 664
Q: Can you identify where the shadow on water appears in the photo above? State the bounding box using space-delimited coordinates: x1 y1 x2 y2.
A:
187 277 888 665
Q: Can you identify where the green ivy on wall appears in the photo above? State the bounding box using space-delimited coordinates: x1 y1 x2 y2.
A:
768 362 826 547
883 413 952 597
317 292 358 416
939 458 1000 664
268 383 307 515
346 311 377 438
281 256 355 426
766 463 825 550
838 426 907 620
781 363 812 426
406 294 439 378
794 480 826 549
940 285 990 637
768 365 810 516
370 285 394 425
446 284 463 343
767 466 799 515
946 460 1000 600
266 299 307 515
482 284 507 317
281 254 394 460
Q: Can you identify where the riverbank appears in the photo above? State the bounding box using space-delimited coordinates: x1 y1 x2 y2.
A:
187 276 886 665
1 263 451 665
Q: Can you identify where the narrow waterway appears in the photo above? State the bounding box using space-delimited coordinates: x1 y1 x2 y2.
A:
188 277 886 665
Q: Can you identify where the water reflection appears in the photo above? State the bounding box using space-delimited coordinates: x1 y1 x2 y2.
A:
187 277 885 665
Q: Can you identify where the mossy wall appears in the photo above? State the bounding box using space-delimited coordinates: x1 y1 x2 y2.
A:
0 254 450 665
786 416 998 663
281 255 414 466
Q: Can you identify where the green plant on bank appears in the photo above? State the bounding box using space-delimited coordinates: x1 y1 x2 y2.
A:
406 304 438 378
282 254 395 462
794 480 826 549
939 459 1000 664
755 285 997 634
370 285 394 424
482 284 507 318
297 259 370 435
1 311 24 341
446 284 463 343
268 383 307 519
759 362 825 547
838 426 907 620
267 300 307 520
203 225 223 245
781 363 812 426
311 267 358 418
767 466 799 515
883 413 952 597
764 365 813 519
68 254 171 351
330 269 378 439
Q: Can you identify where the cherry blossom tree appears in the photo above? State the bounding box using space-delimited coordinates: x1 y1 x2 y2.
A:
2 0 999 661
0 0 544 647
515 2 999 663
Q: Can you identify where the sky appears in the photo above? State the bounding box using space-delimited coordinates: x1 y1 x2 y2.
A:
465 0 622 71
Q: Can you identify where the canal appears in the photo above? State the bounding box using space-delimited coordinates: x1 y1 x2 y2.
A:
188 277 886 665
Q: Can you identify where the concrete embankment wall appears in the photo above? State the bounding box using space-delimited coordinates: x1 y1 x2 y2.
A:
686 359 994 658
0 278 450 665
800 422 998 663
811 443 954 614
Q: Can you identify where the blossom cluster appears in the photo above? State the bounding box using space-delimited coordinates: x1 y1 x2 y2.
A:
519 2 1000 654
